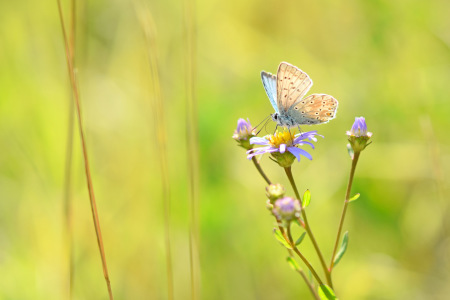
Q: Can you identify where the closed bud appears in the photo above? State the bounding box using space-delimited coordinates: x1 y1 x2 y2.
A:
347 117 372 154
232 118 256 150
266 183 285 203
272 197 301 221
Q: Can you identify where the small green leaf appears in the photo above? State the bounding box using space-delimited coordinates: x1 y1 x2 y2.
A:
286 256 300 271
318 284 337 299
273 228 292 249
333 231 349 267
295 232 306 246
349 193 360 202
302 189 311 208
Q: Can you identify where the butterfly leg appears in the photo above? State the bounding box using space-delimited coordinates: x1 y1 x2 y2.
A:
273 125 278 135
297 125 303 133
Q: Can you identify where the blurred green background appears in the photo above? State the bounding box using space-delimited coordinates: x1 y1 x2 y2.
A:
1 0 449 299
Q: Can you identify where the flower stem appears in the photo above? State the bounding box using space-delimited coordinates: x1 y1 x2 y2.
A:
57 1 113 299
251 156 272 185
297 269 320 300
182 0 199 297
284 167 333 288
329 152 360 271
287 224 320 300
278 223 324 287
134 6 174 299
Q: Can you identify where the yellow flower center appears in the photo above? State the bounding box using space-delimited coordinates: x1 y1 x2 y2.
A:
267 130 296 147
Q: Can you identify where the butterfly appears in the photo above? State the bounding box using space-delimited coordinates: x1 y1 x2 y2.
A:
261 62 338 128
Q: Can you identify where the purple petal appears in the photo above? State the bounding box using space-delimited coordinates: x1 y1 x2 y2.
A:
287 147 313 161
246 147 279 159
296 141 315 149
249 137 269 145
247 153 258 160
236 118 252 131
351 117 367 136
294 131 318 143
280 144 286 153
247 146 271 155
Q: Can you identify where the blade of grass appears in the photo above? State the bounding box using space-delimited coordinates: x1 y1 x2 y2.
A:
63 0 76 298
133 3 174 300
56 1 114 299
63 75 75 300
182 0 199 298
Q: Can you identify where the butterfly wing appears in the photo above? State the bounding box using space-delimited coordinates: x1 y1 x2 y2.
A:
287 94 338 125
276 62 313 113
261 71 278 113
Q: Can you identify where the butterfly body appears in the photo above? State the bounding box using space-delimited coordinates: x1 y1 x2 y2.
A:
262 62 338 128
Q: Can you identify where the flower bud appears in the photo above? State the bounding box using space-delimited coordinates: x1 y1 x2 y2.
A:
347 117 372 154
272 197 301 221
232 118 256 150
266 183 285 203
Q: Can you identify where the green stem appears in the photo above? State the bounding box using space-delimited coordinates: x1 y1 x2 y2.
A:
250 155 320 296
278 223 324 287
329 152 360 271
297 269 320 300
287 223 320 300
251 156 272 185
284 166 333 288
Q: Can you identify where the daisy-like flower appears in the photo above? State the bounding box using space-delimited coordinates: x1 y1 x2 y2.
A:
246 130 320 167
233 118 256 150
347 117 372 154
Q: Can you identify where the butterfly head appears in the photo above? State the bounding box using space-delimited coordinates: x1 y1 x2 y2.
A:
271 112 296 128
271 112 280 123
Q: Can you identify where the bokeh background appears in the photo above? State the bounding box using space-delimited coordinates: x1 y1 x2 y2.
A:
1 0 449 299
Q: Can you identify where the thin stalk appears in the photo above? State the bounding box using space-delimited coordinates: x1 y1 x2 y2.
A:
56 1 114 299
251 157 271 185
278 224 323 286
287 224 320 300
63 81 75 300
284 166 332 288
329 152 360 271
250 157 320 295
182 0 199 298
286 223 294 244
64 0 76 298
297 269 320 300
133 4 174 299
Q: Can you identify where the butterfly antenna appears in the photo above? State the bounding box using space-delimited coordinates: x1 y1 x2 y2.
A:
263 118 272 133
256 117 272 136
253 114 271 131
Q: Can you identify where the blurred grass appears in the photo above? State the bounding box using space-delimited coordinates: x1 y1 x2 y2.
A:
1 0 450 299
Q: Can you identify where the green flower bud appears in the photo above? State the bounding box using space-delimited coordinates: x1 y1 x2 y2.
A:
266 183 285 203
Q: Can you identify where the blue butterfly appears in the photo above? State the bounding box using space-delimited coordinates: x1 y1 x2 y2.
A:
261 62 338 128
